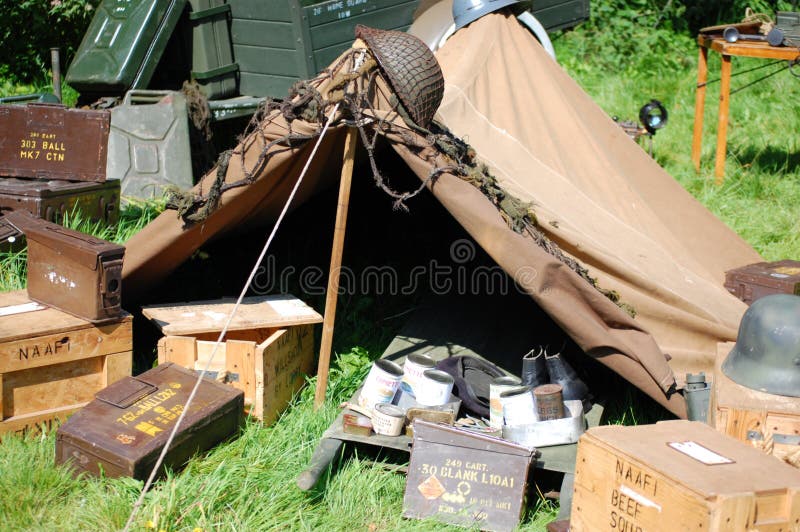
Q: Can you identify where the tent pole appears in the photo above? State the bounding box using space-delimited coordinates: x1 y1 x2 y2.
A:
314 127 358 408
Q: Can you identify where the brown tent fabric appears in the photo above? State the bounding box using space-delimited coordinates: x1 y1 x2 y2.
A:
432 13 762 384
123 20 760 417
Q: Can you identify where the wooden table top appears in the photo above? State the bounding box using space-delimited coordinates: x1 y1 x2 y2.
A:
698 34 800 60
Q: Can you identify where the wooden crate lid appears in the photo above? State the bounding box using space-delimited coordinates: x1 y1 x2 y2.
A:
584 420 800 496
715 341 800 414
0 290 131 342
142 294 322 335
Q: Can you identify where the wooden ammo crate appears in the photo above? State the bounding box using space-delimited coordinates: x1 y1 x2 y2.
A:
571 420 800 531
713 342 800 467
145 295 322 424
724 260 800 305
0 290 132 437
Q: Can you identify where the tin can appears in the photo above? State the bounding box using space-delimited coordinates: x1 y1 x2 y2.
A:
372 403 406 436
357 359 404 410
534 384 565 421
401 353 436 396
489 375 522 429
500 386 536 426
414 369 455 406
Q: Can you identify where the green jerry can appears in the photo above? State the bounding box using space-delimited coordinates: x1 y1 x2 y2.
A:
66 0 188 98
106 90 193 200
230 0 421 98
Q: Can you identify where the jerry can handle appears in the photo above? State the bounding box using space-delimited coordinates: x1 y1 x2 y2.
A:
123 90 175 106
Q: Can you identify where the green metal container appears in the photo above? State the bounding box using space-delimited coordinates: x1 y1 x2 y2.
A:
531 0 590 32
230 0 420 98
189 0 238 99
66 0 188 97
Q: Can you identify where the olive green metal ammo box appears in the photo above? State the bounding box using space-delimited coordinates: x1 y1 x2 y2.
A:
531 0 590 32
188 0 238 99
229 0 421 98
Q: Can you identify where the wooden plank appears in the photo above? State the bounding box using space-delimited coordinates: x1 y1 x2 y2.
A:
159 336 198 368
260 325 315 424
0 316 132 373
0 403 85 438
224 340 254 401
102 351 132 387
714 53 732 182
3 357 103 418
142 295 322 336
0 290 132 342
0 373 3 422
195 341 227 373
691 46 708 173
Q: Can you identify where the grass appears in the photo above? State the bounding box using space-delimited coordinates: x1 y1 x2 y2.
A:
2 12 800 532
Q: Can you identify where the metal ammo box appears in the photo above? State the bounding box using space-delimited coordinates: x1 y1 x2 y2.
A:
532 0 590 32
55 362 244 479
0 178 119 226
724 260 800 305
0 104 109 182
403 420 536 531
5 211 125 323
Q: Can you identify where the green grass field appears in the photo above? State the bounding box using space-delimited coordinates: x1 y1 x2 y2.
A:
1 8 799 531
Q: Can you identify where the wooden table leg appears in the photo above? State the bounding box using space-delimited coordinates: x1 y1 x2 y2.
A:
715 54 732 183
691 46 709 173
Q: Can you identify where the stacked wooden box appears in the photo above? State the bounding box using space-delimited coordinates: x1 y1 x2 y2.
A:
0 290 132 437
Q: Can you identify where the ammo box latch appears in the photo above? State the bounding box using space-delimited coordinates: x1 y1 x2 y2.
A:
96 376 157 409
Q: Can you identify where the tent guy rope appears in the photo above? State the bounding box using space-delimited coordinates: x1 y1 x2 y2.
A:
122 102 341 532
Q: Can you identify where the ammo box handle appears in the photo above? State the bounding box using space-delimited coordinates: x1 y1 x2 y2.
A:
95 376 158 409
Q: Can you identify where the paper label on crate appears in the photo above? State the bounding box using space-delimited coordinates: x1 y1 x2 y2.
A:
667 441 734 465
0 302 46 317
268 298 317 318
619 485 662 512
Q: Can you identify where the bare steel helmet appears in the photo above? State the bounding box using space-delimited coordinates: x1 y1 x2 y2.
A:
452 0 521 31
355 25 444 129
722 294 800 397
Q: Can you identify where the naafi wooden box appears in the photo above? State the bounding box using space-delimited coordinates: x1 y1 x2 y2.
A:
0 290 132 437
571 420 800 531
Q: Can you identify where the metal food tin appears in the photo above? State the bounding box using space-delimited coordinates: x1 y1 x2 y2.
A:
489 375 522 429
414 369 455 407
6 210 125 322
372 403 405 436
0 103 109 182
401 353 436 397
533 384 565 421
357 359 403 410
500 386 537 426
55 362 243 479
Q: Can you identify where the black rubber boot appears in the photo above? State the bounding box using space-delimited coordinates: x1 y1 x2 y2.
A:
521 348 548 388
545 351 589 403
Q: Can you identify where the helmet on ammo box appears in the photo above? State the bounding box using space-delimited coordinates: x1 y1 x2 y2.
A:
722 294 800 397
452 0 521 31
355 25 444 129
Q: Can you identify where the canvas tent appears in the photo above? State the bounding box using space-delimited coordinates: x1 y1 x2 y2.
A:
122 13 761 417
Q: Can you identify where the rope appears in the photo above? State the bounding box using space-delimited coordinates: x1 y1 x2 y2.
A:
697 59 784 88
121 102 341 532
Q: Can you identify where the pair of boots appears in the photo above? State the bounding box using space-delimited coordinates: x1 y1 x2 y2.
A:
521 348 590 403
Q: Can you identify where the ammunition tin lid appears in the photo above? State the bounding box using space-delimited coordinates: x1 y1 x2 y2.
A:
5 210 124 270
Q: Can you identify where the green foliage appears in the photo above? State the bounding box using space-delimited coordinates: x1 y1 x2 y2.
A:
0 0 97 84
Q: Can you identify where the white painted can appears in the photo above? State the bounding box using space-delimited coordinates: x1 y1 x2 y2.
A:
357 359 404 410
489 375 522 429
414 369 455 406
401 353 436 397
500 386 537 426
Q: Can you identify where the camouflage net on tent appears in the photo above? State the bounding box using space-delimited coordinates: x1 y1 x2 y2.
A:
165 46 634 316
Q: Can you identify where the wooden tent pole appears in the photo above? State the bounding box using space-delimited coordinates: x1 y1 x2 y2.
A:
314 127 358 408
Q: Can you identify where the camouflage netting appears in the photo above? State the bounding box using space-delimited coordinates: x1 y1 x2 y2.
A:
165 31 633 315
